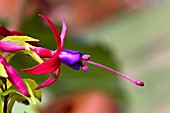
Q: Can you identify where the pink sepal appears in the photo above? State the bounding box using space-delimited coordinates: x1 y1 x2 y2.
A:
21 57 59 74
35 76 56 90
38 14 61 49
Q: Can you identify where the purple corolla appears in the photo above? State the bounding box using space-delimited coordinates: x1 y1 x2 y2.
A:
22 14 144 90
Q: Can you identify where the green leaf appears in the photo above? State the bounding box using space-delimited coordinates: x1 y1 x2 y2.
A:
0 96 3 113
6 53 16 62
1 38 43 64
0 80 3 94
1 81 36 104
24 79 42 102
0 63 8 77
0 79 11 94
15 94 29 105
22 50 43 64
6 79 12 89
3 36 39 42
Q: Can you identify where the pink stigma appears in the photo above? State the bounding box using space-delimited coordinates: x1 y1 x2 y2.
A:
84 60 144 87
134 81 144 86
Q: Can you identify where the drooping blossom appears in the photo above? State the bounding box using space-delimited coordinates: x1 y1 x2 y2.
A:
22 14 144 90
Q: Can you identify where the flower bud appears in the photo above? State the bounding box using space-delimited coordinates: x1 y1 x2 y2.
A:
0 40 24 52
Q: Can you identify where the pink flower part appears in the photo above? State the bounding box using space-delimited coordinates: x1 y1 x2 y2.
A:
31 47 54 58
0 40 24 52
60 17 67 48
0 25 10 37
81 64 88 72
0 56 30 96
85 60 144 86
82 54 90 60
38 14 61 51
22 57 60 75
22 14 68 89
55 68 61 78
9 30 25 36
35 76 56 90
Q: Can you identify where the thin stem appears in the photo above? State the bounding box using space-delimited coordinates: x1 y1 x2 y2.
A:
3 78 9 113
85 60 144 86
0 85 4 92
0 79 5 92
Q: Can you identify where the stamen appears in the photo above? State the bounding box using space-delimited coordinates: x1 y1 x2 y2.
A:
82 55 90 60
85 60 144 86
81 64 88 72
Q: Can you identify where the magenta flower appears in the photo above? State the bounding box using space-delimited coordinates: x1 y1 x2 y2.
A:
0 56 30 96
22 14 144 90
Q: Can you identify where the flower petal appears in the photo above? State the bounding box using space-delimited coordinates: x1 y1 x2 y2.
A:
59 49 82 70
38 14 61 49
21 57 60 74
55 67 60 78
34 76 56 90
60 18 67 48
9 30 25 36
0 25 10 37
0 56 8 66
0 40 24 52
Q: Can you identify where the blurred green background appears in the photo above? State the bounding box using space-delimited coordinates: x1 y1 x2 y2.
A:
1 0 170 113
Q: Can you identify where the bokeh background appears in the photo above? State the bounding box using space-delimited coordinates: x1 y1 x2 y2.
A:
0 0 170 113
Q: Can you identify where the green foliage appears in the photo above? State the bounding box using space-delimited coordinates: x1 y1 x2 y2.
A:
3 36 39 42
0 96 3 113
2 83 34 104
0 63 8 77
24 79 42 102
1 79 41 105
6 53 16 62
22 48 43 64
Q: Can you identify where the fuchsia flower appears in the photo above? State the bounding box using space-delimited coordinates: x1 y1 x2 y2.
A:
22 14 144 90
